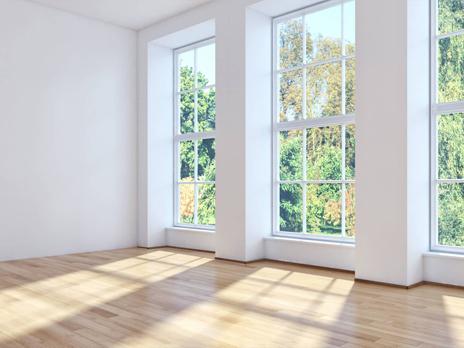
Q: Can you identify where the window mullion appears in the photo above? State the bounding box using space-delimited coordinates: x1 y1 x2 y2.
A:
302 129 307 234
194 47 199 133
341 125 346 237
302 14 308 234
194 139 199 225
276 55 354 75
341 3 346 238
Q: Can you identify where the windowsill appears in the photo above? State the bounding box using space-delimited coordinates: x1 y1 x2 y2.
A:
264 236 355 248
166 226 216 234
424 251 464 260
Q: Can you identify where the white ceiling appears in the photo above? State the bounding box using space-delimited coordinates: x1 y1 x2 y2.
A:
27 0 213 30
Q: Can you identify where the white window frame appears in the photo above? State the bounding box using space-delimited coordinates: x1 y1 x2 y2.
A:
430 0 464 253
174 38 216 230
272 0 356 243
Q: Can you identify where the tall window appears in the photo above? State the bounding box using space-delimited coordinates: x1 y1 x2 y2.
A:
174 40 216 229
432 0 464 252
273 0 356 241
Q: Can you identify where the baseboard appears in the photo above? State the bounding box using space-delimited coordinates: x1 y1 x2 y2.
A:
138 246 464 290
422 281 464 290
259 258 355 274
355 278 425 289
138 245 215 254
214 257 253 264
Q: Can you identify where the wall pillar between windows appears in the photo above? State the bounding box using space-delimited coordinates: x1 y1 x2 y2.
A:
215 2 272 261
138 43 173 248
355 0 430 286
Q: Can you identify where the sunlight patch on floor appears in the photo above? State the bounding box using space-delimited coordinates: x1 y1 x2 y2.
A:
0 251 213 343
113 264 354 348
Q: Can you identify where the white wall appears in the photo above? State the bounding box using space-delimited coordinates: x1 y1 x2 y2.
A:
265 237 355 271
424 253 464 287
166 228 215 252
0 0 138 261
355 0 429 287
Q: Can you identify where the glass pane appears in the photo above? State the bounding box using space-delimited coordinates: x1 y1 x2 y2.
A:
306 126 342 180
307 184 342 236
343 0 356 55
277 17 304 69
279 69 303 122
345 124 356 180
345 183 356 238
198 184 216 226
306 4 342 62
279 184 303 232
438 114 464 179
179 92 195 134
306 62 342 118
179 184 195 224
197 44 215 88
345 59 356 114
180 140 195 182
438 0 464 35
438 35 464 103
198 138 216 181
197 87 216 132
178 50 195 92
279 130 303 181
438 183 464 247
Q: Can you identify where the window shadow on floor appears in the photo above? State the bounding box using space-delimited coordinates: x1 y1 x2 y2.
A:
0 248 463 347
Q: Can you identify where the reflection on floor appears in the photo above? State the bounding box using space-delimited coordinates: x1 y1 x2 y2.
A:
0 247 463 347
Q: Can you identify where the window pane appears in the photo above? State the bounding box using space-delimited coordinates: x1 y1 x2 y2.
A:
178 50 195 92
438 35 464 103
345 59 356 114
438 0 464 35
307 184 342 236
179 184 195 224
343 0 356 55
305 4 342 62
438 113 464 179
306 126 342 180
346 124 356 180
279 184 303 232
345 183 356 237
180 140 195 182
197 87 216 132
198 184 216 225
277 17 304 69
197 44 215 88
438 183 464 247
179 92 195 134
279 130 303 181
306 62 342 118
198 138 215 181
279 69 303 122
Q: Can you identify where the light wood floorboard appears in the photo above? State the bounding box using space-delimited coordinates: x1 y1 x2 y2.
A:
0 247 463 347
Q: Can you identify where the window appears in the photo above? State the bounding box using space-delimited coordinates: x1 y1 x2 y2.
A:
174 39 216 229
273 0 356 242
431 0 464 251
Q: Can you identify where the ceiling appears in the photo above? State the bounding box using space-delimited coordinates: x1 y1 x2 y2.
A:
27 0 213 30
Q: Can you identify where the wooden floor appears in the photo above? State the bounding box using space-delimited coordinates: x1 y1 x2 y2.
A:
0 248 463 347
